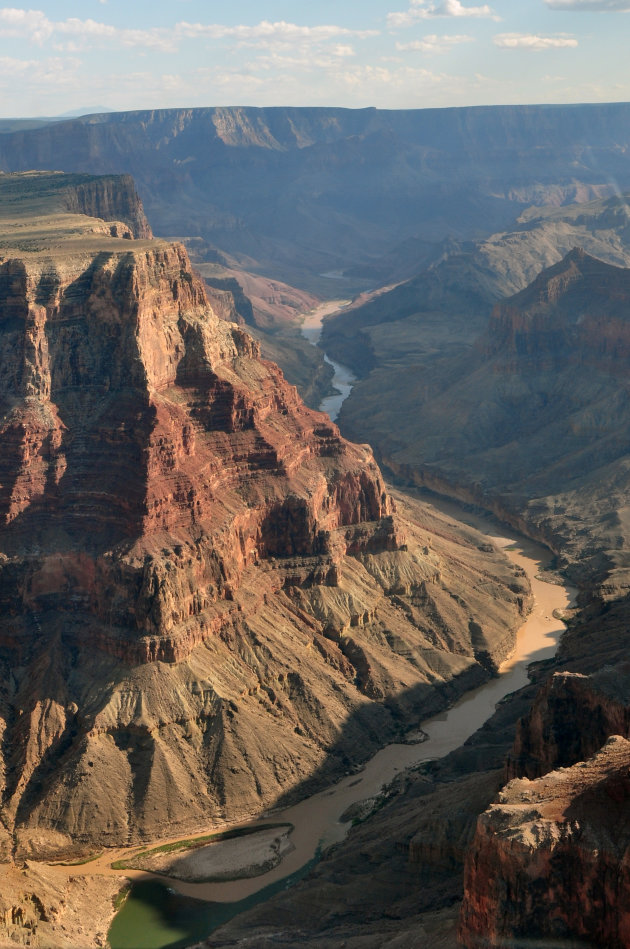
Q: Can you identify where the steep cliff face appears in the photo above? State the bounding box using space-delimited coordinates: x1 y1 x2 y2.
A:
59 173 153 239
0 169 152 240
458 586 630 949
336 250 630 593
0 235 396 657
3 103 630 288
485 247 630 368
506 668 630 781
460 736 630 949
0 173 529 858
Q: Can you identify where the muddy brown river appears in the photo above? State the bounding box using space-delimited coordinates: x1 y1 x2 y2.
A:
104 519 574 948
101 304 576 948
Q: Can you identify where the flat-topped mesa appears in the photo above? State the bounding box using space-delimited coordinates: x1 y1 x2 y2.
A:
0 173 397 661
0 169 152 240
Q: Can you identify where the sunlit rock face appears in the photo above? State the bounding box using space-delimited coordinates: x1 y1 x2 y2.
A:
460 736 630 949
0 172 528 857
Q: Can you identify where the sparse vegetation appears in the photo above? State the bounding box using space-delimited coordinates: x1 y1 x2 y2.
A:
110 822 293 870
112 884 131 911
52 851 104 866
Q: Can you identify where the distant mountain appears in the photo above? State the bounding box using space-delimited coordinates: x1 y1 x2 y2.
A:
2 103 630 290
322 191 630 376
338 248 630 587
58 106 114 117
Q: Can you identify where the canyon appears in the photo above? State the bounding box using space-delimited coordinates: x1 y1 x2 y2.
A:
210 255 630 945
2 101 630 949
0 171 533 947
3 104 630 293
334 247 630 590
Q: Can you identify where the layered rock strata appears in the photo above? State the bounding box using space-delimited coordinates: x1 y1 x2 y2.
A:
506 667 630 781
460 735 630 949
458 583 630 948
0 173 529 864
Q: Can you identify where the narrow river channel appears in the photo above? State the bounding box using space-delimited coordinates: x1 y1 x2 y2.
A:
300 300 355 421
105 302 576 948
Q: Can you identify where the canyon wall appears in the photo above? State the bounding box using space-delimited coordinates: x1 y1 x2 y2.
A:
335 249 630 594
460 736 630 949
459 593 630 948
3 104 630 287
0 173 530 862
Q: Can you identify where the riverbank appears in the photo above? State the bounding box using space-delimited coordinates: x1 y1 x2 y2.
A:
102 505 574 948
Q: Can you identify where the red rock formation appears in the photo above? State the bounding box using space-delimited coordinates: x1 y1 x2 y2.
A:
506 668 630 781
0 235 396 661
460 736 630 949
485 248 630 370
460 619 630 949
0 173 529 854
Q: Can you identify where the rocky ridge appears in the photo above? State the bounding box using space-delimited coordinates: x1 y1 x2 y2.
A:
460 735 630 948
4 103 630 290
0 172 530 895
457 592 630 948
322 191 630 379
335 249 630 594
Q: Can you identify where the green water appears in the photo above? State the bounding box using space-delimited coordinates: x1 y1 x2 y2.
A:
108 855 319 949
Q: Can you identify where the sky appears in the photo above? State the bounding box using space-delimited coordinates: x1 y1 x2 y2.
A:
0 0 628 117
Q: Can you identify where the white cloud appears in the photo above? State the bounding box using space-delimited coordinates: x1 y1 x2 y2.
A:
0 11 377 55
494 32 578 49
396 33 474 52
332 62 454 90
0 8 171 49
0 8 53 45
333 45 356 57
247 44 361 74
0 53 37 72
545 0 630 8
175 20 377 43
212 71 264 91
56 18 116 38
388 0 500 28
0 52 79 86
